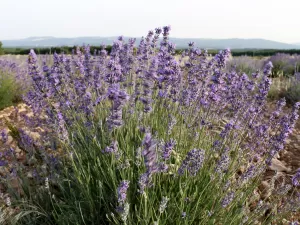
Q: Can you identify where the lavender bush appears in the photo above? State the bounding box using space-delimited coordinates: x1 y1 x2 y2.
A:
226 55 265 75
0 27 300 225
0 59 29 109
267 53 300 77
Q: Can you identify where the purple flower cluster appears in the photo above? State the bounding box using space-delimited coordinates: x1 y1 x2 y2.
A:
102 141 120 159
221 191 235 208
267 53 300 77
162 139 176 160
117 180 130 204
1 130 8 143
107 84 129 130
178 149 205 176
292 169 300 187
138 132 158 193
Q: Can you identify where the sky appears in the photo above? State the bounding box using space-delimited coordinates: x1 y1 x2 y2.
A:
1 0 300 43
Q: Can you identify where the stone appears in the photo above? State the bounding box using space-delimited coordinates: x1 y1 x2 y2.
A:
15 146 22 154
0 167 8 176
26 112 34 117
6 135 13 145
269 158 291 172
259 181 271 199
30 131 41 140
274 152 280 159
285 139 291 144
27 171 33 179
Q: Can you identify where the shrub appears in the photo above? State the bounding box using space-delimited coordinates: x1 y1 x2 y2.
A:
280 73 300 105
0 27 300 225
226 55 264 74
0 42 4 55
0 59 27 110
267 53 300 77
0 72 18 110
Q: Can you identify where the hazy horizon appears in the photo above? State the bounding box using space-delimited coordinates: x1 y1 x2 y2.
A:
1 0 300 43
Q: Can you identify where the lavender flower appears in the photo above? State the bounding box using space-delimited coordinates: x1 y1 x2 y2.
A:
221 191 235 208
142 132 158 174
159 196 169 213
107 84 129 130
162 139 176 160
137 132 159 193
220 121 234 139
215 147 230 175
263 61 273 76
102 141 120 159
240 165 256 184
178 149 205 176
138 172 150 194
117 180 130 204
292 168 300 187
1 130 7 143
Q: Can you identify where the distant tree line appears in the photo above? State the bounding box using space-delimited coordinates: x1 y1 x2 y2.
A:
2 45 113 55
2 44 300 57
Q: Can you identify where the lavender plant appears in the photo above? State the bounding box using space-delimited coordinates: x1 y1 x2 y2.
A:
267 53 300 77
226 55 265 75
0 59 28 109
1 27 300 225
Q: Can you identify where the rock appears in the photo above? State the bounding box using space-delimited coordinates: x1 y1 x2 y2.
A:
0 167 8 176
269 158 291 172
259 181 272 199
16 153 24 161
293 144 300 149
27 171 33 179
26 112 34 117
274 153 280 159
18 106 27 114
30 131 41 140
15 146 22 154
6 135 13 145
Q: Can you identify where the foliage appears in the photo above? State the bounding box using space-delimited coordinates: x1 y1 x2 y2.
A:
0 27 299 225
4 45 300 58
226 55 264 74
0 41 4 55
3 45 113 55
0 60 27 110
266 53 300 77
279 73 300 105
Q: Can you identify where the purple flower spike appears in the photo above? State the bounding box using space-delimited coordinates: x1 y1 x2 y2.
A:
221 191 235 208
162 139 176 160
117 180 130 204
178 149 205 176
142 132 158 174
263 61 273 76
107 84 129 130
292 168 300 187
1 130 8 143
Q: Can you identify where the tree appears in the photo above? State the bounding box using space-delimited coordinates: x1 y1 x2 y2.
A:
0 41 4 55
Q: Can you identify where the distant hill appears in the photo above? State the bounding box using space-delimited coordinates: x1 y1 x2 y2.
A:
2 36 300 49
